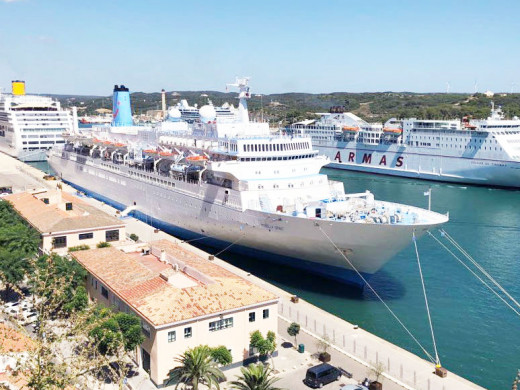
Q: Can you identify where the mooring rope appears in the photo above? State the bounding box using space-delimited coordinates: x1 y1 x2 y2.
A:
316 224 436 363
428 231 520 318
413 231 441 366
440 229 520 311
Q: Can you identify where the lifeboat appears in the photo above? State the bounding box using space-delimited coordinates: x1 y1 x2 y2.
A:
93 138 101 143
114 142 125 147
342 126 359 132
186 155 208 161
143 149 158 154
383 127 403 135
103 140 112 145
159 151 174 157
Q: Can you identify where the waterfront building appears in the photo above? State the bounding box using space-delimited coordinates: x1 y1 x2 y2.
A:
72 239 279 387
4 190 125 254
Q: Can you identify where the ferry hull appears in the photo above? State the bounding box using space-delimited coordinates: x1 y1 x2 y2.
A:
49 153 446 287
320 144 520 188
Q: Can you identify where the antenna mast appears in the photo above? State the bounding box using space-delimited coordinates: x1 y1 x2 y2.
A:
226 77 251 124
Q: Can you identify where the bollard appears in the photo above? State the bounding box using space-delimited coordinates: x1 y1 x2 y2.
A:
400 364 403 379
353 340 356 354
343 334 345 348
305 315 308 327
364 346 367 360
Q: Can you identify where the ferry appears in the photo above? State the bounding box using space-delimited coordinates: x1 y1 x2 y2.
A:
48 79 448 286
0 81 76 162
289 105 520 187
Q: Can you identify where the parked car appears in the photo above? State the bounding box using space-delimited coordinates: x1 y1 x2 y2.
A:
304 363 341 388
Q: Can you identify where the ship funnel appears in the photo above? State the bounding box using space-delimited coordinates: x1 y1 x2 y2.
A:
112 85 133 127
12 80 25 96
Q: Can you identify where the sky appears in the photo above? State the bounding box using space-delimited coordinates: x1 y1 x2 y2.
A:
0 0 519 96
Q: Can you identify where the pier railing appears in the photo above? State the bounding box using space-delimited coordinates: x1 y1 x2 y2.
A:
279 301 480 390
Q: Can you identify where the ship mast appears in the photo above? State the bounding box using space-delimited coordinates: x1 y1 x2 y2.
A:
226 77 251 124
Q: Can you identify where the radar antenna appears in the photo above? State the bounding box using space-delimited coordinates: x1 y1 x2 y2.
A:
226 77 251 123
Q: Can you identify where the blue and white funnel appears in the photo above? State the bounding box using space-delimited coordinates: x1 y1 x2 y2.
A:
112 85 133 126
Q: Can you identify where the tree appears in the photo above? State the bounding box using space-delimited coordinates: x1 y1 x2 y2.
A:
167 345 225 389
230 363 283 390
0 248 32 300
368 361 386 384
129 233 139 242
287 322 300 347
210 346 232 366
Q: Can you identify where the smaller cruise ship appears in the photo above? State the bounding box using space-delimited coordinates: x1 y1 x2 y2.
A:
0 81 76 162
289 104 520 188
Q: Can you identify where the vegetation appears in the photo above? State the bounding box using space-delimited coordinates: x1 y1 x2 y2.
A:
0 201 39 300
167 345 225 389
368 361 386 383
250 330 276 367
68 244 90 252
209 345 233 366
287 322 300 347
230 363 283 390
58 90 520 126
96 241 111 248
129 233 139 242
315 333 331 354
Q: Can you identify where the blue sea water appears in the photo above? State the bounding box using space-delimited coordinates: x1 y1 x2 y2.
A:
218 169 520 390
30 161 519 389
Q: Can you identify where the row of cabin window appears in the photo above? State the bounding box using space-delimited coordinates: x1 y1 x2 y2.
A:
239 154 314 162
244 142 310 153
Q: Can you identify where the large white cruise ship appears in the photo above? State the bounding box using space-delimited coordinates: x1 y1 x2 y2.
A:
48 79 448 286
0 81 76 162
290 105 520 187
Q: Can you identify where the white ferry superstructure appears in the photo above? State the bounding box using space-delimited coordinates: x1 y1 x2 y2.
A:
290 105 520 187
48 79 448 286
0 81 75 162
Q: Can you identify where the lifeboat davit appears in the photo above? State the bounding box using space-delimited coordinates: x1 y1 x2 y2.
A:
342 126 359 132
383 127 403 135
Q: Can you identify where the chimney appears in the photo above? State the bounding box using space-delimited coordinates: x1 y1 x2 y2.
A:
112 85 133 127
161 89 166 116
65 202 73 211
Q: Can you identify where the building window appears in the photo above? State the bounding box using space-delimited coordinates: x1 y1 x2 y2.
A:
263 309 269 319
79 232 93 240
168 331 176 343
101 286 109 299
249 312 255 322
184 327 192 338
209 317 233 332
105 230 119 242
53 236 67 248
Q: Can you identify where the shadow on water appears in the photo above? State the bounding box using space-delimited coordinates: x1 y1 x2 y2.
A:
189 241 406 301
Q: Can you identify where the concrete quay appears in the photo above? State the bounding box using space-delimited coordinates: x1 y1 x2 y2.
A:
0 152 487 390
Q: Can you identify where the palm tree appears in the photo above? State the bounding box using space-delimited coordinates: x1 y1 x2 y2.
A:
167 345 225 390
230 363 283 390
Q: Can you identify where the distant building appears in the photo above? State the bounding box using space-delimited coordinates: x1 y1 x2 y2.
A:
72 239 279 387
5 190 125 254
484 90 494 97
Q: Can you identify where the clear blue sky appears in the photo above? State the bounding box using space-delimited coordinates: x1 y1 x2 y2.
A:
1 0 519 95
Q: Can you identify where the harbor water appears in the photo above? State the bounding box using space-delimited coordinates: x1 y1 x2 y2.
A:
30 162 519 389
221 169 520 390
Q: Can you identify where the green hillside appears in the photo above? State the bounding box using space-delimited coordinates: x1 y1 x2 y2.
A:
58 91 520 125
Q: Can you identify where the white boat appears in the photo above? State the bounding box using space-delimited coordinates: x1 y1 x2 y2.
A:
48 79 448 286
0 81 76 162
289 105 520 188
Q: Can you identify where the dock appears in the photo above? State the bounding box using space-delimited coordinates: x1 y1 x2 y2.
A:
0 151 487 390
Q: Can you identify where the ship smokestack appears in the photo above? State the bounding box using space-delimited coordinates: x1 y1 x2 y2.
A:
12 80 25 96
161 89 166 116
112 85 133 127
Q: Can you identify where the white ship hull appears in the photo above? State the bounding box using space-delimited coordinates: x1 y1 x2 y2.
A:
49 152 447 286
318 143 520 188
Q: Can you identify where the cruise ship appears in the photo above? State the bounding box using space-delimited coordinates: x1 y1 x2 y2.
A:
290 105 520 187
0 81 76 161
48 79 448 286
